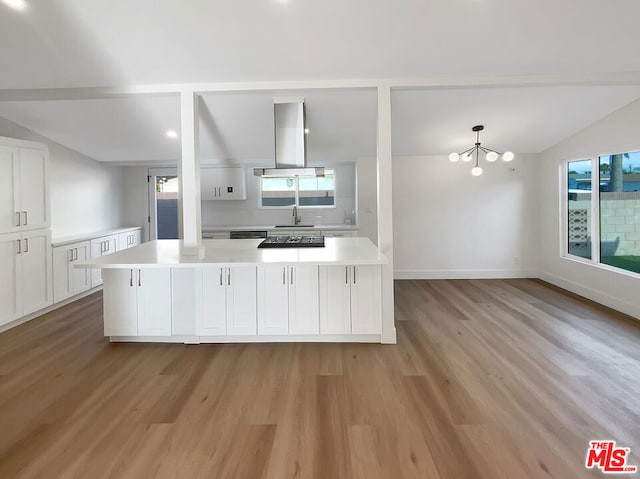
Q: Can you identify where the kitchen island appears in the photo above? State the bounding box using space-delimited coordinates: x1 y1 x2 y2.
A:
77 238 391 344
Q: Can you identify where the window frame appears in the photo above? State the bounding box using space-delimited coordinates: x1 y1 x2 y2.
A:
258 170 337 210
562 151 640 279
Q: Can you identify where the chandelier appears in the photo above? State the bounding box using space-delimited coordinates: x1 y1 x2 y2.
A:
449 125 514 176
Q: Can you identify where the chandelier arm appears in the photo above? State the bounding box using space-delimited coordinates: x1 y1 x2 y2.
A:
458 145 476 155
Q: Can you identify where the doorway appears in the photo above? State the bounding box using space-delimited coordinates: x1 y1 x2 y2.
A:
148 168 179 240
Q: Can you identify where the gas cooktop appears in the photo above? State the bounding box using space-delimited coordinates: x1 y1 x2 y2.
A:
257 235 325 248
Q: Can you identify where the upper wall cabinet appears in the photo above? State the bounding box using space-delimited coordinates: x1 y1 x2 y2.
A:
200 167 247 200
0 141 49 234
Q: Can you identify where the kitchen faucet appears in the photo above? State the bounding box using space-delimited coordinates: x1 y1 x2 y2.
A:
292 205 301 225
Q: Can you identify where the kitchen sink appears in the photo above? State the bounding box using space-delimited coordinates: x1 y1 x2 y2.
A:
274 224 315 228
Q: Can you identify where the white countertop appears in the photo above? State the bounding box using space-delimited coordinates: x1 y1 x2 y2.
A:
52 226 142 247
202 224 358 233
76 238 386 268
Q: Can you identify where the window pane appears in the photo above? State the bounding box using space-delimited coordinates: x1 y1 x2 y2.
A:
261 177 295 207
567 159 592 259
599 152 640 273
299 170 335 206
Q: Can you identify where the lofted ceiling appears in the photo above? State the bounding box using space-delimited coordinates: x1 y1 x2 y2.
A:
1 1 640 162
1 0 640 89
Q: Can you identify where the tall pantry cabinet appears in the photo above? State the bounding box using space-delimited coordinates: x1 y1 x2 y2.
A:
0 137 52 328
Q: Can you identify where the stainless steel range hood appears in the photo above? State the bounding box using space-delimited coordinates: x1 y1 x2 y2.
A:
254 98 324 178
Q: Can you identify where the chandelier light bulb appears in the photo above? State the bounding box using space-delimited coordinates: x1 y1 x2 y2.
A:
471 166 483 176
502 151 515 162
486 151 498 162
461 152 473 162
448 152 460 162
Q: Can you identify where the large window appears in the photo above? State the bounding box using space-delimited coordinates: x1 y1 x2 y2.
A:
261 170 335 208
565 151 640 274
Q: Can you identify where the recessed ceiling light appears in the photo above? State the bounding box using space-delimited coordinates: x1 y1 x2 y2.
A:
304 128 309 134
166 130 178 139
2 0 27 11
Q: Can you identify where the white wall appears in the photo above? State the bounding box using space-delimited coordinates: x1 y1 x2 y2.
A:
120 165 150 240
539 98 640 319
201 163 356 228
0 116 125 239
357 157 378 244
393 154 539 278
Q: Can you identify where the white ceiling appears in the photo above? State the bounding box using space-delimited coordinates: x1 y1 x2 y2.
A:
1 1 640 162
1 0 640 89
392 86 640 155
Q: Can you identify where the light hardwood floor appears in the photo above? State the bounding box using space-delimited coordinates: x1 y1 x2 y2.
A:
0 279 638 478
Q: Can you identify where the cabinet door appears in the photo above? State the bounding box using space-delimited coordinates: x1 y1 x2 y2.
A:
226 266 257 335
117 232 130 251
257 265 289 335
103 269 138 336
201 267 227 334
0 233 21 326
71 242 90 295
89 238 105 287
136 268 172 336
319 265 351 334
200 168 219 200
0 146 20 234
52 245 73 303
18 148 49 231
129 229 141 247
289 265 319 334
21 230 52 316
218 168 247 200
350 265 382 334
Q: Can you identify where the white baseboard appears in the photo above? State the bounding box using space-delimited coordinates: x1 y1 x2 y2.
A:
110 334 383 344
394 269 536 280
0 287 102 334
538 271 640 320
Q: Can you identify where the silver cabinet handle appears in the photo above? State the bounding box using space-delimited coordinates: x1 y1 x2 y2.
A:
16 239 21 254
227 268 231 286
290 266 294 285
100 241 104 254
138 269 141 287
282 266 286 285
22 211 27 225
74 248 78 261
24 238 28 253
219 267 223 286
130 269 134 287
106 241 110 252
345 266 348 284
218 186 222 197
68 249 73 262
15 212 20 227
353 266 356 284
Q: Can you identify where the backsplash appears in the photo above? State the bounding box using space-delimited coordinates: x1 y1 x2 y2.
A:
201 164 356 228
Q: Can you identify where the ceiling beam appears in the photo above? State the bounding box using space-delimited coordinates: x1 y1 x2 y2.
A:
2 72 640 101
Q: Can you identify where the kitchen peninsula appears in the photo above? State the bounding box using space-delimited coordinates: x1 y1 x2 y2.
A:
78 237 387 344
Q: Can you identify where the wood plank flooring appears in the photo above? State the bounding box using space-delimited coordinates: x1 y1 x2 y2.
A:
0 279 639 478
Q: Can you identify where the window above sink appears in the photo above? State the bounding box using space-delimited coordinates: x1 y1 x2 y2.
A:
260 170 335 208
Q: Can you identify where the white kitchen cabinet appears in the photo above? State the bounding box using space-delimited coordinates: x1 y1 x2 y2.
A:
257 265 319 335
0 229 52 327
321 230 357 237
200 265 256 335
0 143 49 234
117 229 141 251
268 229 317 237
319 264 382 335
0 233 21 326
90 234 118 287
103 268 171 336
200 167 247 200
52 240 90 303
